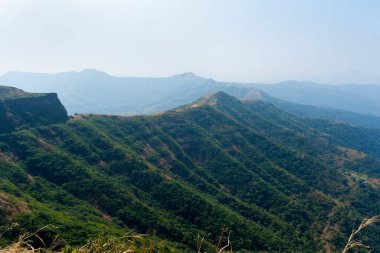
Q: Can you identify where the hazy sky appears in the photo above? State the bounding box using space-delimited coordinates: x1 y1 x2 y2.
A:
0 0 379 83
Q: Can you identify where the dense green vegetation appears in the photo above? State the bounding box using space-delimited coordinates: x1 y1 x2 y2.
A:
1 91 380 251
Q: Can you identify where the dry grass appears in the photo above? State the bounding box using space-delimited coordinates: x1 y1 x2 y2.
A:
0 224 176 253
195 228 232 253
69 234 176 253
0 224 235 253
1 217 379 253
0 225 62 253
341 215 380 253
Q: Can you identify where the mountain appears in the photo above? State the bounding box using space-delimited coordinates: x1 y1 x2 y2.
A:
0 70 264 115
2 70 380 130
265 97 380 129
1 91 380 251
0 86 68 133
253 81 380 116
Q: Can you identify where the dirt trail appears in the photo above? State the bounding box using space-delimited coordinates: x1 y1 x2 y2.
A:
321 200 344 253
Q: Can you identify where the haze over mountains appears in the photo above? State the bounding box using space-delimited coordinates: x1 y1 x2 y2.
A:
254 81 380 116
0 70 258 115
2 69 380 129
3 0 380 251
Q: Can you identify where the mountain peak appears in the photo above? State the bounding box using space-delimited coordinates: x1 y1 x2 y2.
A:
180 91 242 110
78 69 111 78
180 72 197 77
80 69 103 73
202 91 236 101
171 72 204 80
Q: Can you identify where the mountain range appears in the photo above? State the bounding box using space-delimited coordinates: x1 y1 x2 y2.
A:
253 81 380 116
1 87 380 251
2 70 380 129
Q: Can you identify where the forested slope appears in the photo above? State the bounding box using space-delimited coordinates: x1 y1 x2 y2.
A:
1 92 380 251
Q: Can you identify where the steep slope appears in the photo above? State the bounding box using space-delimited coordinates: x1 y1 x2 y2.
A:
2 70 380 129
0 86 68 133
1 92 380 251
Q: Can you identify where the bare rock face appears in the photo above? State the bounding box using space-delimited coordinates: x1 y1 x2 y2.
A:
0 86 68 133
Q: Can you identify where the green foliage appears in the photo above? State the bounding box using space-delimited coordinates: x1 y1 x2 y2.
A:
1 92 380 251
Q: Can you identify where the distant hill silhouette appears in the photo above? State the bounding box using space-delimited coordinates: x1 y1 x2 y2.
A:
2 70 380 128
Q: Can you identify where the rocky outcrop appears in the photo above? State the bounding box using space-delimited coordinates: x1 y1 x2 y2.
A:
0 87 68 133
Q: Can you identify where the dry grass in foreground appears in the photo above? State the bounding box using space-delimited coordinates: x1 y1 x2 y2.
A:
0 231 176 253
1 216 379 253
341 215 380 253
0 223 178 253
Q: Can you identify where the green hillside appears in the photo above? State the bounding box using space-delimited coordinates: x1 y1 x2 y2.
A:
1 92 380 252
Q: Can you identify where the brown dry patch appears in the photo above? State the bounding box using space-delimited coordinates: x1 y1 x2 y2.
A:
72 114 89 121
97 160 107 168
321 198 345 253
142 144 156 159
348 171 380 189
368 177 380 185
189 102 207 108
42 128 63 145
0 192 30 219
158 158 171 171
0 245 30 253
102 213 112 222
36 139 55 152
321 223 340 253
338 147 367 160
27 174 35 183
163 174 173 181
335 147 367 168
224 144 241 153
160 144 176 160
219 184 230 193
0 151 14 162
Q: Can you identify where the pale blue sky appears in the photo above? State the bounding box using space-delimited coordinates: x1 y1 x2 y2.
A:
0 0 379 83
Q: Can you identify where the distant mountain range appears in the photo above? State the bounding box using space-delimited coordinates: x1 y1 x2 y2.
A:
253 81 380 116
0 70 252 115
2 90 380 251
1 70 380 128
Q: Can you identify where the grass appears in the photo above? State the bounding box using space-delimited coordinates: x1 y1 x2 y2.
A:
0 232 176 253
0 224 235 253
0 225 178 253
341 215 380 253
0 217 378 252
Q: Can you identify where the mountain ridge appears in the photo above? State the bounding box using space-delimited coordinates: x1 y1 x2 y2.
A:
2 70 380 129
1 91 380 251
